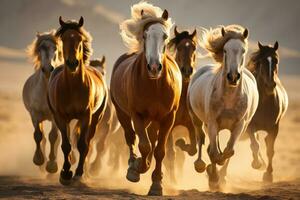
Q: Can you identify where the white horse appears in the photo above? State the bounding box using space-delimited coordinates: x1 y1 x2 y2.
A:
187 25 259 189
22 30 62 173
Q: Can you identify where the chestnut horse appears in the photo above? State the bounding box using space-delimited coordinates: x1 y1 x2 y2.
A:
48 17 107 185
110 2 181 196
164 26 205 182
23 30 62 173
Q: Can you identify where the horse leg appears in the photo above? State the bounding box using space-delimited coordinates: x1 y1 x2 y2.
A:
69 121 80 165
148 111 175 196
219 158 230 189
248 127 263 169
131 114 151 174
54 118 73 185
221 122 246 164
207 123 222 165
164 128 176 183
89 124 109 176
31 117 46 166
175 123 197 156
263 125 278 183
46 121 60 173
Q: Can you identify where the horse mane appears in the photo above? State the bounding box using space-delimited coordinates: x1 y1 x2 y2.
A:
55 20 93 65
120 1 173 53
167 30 198 54
247 49 261 73
27 30 61 70
200 24 248 63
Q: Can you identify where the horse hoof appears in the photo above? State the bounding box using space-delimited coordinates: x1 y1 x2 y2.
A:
126 167 140 182
209 180 220 191
72 175 87 187
33 151 44 166
46 161 58 174
59 170 73 186
263 172 273 183
88 166 100 177
194 159 206 173
147 182 162 196
251 159 262 170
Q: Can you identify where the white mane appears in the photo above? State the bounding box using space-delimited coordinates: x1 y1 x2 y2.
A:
120 1 173 53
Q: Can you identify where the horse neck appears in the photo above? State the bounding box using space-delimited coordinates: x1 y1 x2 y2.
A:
35 68 48 88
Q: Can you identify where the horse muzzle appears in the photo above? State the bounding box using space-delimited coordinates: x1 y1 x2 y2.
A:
147 63 162 79
66 59 79 72
227 72 241 87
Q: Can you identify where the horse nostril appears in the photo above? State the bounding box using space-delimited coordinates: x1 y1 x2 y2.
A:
147 64 151 71
227 73 232 81
50 66 54 72
158 64 162 71
236 73 241 80
74 59 79 67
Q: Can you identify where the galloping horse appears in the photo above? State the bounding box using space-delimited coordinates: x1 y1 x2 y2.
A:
110 2 182 195
246 41 288 182
164 26 204 182
187 25 259 189
23 31 62 173
47 17 107 185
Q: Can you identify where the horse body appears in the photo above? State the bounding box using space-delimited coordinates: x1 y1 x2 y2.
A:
244 42 288 183
22 31 62 173
111 2 181 195
188 25 259 189
48 17 107 185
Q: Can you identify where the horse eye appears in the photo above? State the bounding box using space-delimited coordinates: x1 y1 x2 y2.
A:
224 50 227 54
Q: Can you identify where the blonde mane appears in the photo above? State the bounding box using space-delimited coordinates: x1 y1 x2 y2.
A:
200 24 248 63
120 1 173 53
27 30 62 70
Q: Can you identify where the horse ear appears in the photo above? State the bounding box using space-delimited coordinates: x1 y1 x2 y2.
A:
274 41 279 51
258 41 263 50
243 28 249 39
161 9 168 20
174 26 179 36
221 27 226 37
100 56 106 66
36 31 41 37
78 16 84 27
59 16 65 26
191 29 197 39
141 9 144 17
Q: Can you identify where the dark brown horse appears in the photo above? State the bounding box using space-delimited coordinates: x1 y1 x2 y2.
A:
219 41 288 184
110 2 181 196
164 26 205 182
47 17 107 185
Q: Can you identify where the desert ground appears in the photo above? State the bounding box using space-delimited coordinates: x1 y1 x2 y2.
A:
0 60 299 200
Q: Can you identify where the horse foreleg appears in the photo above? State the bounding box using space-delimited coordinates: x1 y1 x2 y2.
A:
148 111 175 196
32 117 46 166
131 114 151 174
263 125 278 183
46 121 60 173
164 128 176 183
194 122 206 173
207 123 222 165
248 127 263 169
219 158 230 189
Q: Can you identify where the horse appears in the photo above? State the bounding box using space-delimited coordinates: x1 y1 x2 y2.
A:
187 25 259 190
22 30 62 173
110 2 182 196
243 41 287 182
47 17 108 185
164 26 205 183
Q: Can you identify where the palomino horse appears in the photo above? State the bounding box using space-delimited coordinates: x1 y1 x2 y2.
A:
164 26 204 182
48 17 107 185
187 25 259 189
245 41 288 182
23 30 62 173
110 2 181 195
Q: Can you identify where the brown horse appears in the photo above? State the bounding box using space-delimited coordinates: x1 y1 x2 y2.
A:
164 26 204 182
47 17 107 185
219 41 288 185
110 2 181 196
23 30 62 173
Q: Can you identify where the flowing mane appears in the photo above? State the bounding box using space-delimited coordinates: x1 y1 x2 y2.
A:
200 24 248 63
120 1 173 53
27 30 61 70
55 20 93 65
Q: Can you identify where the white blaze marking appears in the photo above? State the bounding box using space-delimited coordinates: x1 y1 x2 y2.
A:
267 56 272 78
185 42 190 47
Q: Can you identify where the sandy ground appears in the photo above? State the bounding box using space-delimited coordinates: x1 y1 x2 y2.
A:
0 60 299 199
